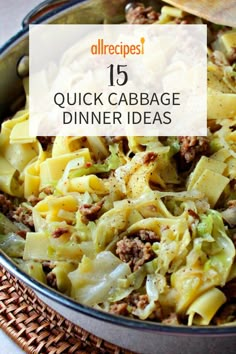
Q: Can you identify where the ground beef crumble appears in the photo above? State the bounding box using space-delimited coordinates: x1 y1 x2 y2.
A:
27 195 42 206
40 186 54 196
116 230 158 271
208 119 222 133
126 3 159 24
116 236 154 271
52 226 70 238
110 292 149 315
79 200 104 224
0 193 36 232
110 292 163 321
22 189 53 207
178 136 210 164
11 205 34 229
109 302 129 316
134 229 159 243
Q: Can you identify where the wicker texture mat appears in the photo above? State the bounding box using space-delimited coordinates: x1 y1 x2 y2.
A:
0 266 134 354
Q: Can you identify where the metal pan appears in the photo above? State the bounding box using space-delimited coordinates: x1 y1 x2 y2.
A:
0 1 236 353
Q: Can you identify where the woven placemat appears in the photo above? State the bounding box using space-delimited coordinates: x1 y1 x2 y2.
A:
0 266 134 354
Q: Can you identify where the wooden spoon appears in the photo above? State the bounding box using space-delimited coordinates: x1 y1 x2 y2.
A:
163 0 236 27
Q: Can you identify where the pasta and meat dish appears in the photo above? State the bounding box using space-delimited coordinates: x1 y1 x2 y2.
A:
0 2 236 326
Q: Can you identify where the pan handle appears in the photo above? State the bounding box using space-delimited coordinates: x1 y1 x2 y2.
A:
21 0 76 28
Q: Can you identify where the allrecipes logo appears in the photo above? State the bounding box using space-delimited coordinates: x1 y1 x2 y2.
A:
91 37 145 58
